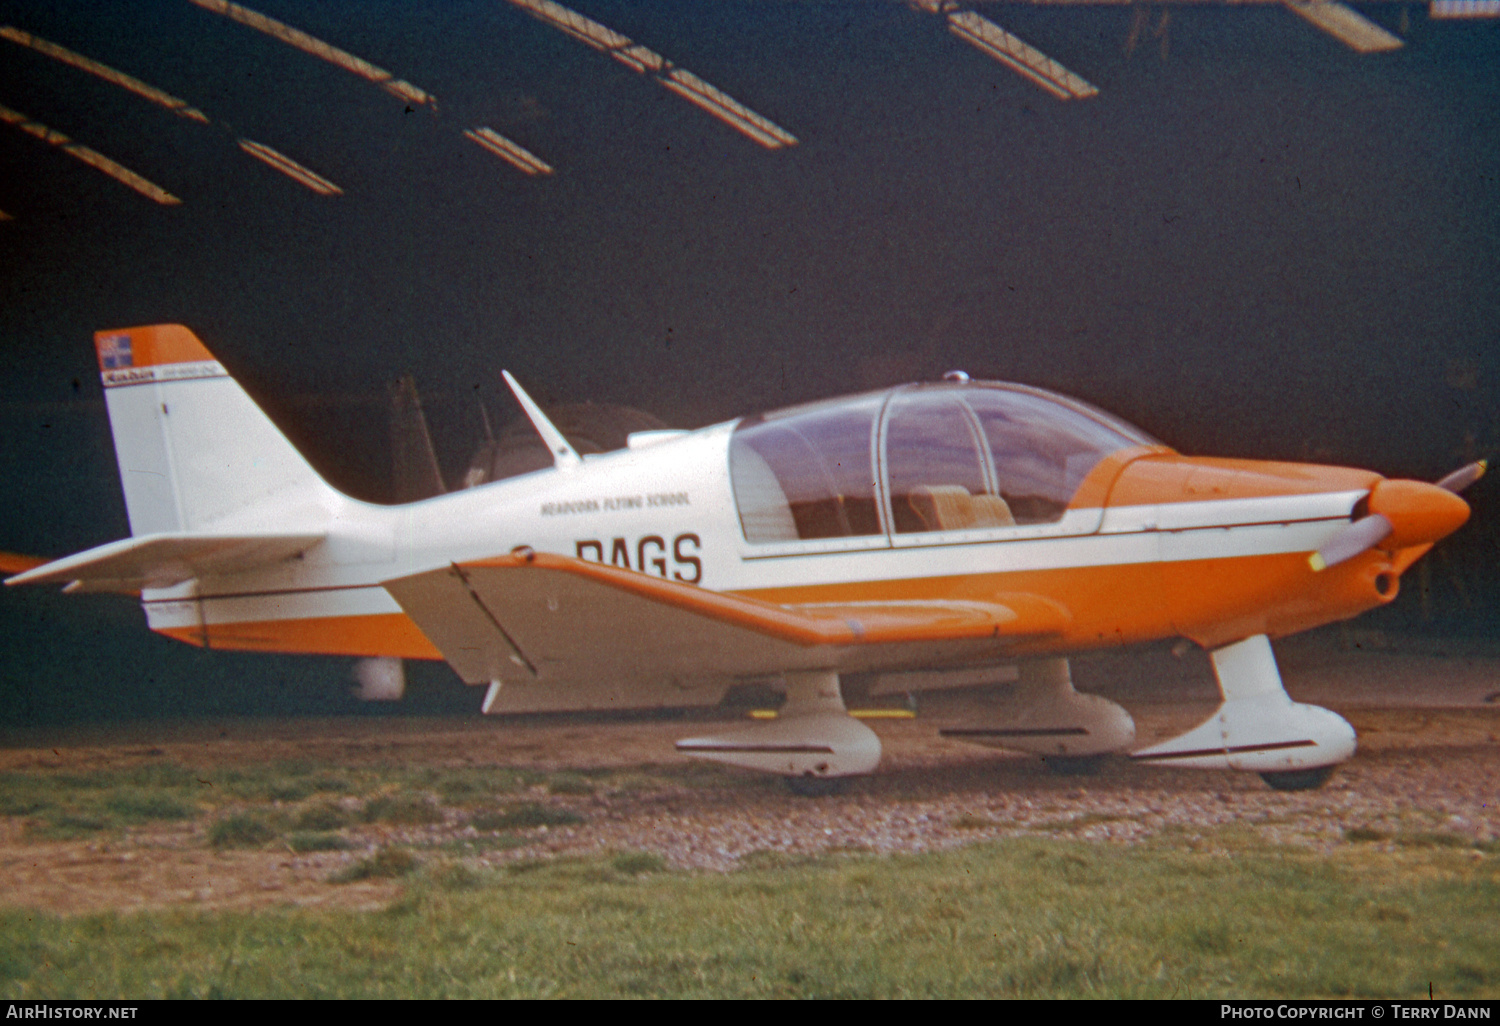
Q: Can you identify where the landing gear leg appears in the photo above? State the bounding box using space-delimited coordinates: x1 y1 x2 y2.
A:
1132 634 1354 789
940 657 1136 764
675 670 881 792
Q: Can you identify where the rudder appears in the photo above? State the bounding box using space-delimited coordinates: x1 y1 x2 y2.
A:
96 325 338 535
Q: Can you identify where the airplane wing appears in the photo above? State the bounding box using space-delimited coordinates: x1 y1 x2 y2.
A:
4 532 324 593
381 550 1069 708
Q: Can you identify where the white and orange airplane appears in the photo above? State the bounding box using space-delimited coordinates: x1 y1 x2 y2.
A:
6 324 1484 794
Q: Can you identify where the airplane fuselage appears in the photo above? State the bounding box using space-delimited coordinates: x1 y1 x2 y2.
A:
140 421 1408 664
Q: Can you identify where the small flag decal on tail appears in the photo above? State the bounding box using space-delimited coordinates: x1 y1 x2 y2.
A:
97 333 133 369
93 325 225 387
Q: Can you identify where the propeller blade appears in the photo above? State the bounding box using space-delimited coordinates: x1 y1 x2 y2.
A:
1435 460 1487 495
1308 513 1393 572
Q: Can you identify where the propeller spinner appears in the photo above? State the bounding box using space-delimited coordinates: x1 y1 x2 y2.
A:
1308 460 1485 572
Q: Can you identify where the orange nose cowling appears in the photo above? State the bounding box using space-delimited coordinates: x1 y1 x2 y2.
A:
1366 479 1470 550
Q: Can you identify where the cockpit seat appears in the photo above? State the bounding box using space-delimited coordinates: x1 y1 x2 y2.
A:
908 485 1015 531
972 493 1017 528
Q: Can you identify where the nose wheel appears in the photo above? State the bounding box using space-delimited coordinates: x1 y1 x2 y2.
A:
783 775 849 798
1259 766 1336 791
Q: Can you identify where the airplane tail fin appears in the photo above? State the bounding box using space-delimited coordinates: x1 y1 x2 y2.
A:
95 324 340 535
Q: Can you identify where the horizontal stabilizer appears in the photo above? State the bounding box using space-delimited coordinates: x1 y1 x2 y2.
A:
383 551 1068 704
1283 1 1404 52
5 532 323 593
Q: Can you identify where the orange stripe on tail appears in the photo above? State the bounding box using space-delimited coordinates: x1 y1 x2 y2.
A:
94 324 214 371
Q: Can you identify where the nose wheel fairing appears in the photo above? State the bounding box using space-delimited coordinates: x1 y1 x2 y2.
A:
1131 634 1355 777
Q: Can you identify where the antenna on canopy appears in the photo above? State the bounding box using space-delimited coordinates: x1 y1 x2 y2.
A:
476 393 495 443
501 370 581 470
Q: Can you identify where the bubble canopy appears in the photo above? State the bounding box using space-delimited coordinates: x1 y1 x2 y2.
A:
729 382 1159 543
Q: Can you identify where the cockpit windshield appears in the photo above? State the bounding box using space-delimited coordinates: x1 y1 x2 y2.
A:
730 382 1155 543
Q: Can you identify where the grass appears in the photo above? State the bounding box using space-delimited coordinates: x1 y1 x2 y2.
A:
1345 827 1499 853
286 831 355 853
6 768 204 839
2 757 1495 997
331 847 421 883
0 759 734 834
102 789 198 822
0 835 1495 998
208 813 278 849
440 834 531 856
1 759 583 843
545 772 595 796
1395 831 1477 850
30 813 113 839
294 802 353 832
470 803 585 831
610 851 667 876
362 792 445 826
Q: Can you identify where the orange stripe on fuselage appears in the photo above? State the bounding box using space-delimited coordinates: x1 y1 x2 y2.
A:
1160 548 1403 648
156 612 444 660
740 547 1404 654
741 563 1172 651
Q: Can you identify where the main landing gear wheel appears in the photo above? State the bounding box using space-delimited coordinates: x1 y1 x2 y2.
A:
1041 754 1106 776
1259 766 1336 792
783 775 849 798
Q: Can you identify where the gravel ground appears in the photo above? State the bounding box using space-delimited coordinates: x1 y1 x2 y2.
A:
424 708 1500 873
1 644 1497 913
